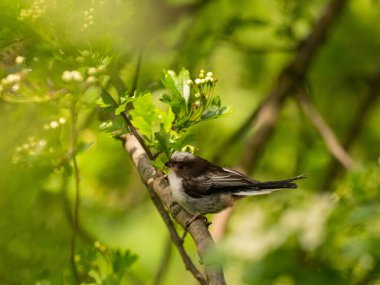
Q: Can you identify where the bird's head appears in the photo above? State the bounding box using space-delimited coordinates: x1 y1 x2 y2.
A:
165 152 208 177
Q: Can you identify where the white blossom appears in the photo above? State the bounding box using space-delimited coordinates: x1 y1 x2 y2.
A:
50 121 59 129
15 56 25 64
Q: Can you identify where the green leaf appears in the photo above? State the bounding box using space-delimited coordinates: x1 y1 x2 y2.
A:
115 102 127 115
99 117 125 133
201 106 230 120
161 70 181 97
159 93 172 104
155 129 172 157
212 95 221 107
129 93 159 139
111 250 138 273
177 68 191 103
76 141 94 154
159 108 175 132
96 90 118 114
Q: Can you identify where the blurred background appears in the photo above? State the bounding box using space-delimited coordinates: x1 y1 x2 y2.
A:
1 0 380 284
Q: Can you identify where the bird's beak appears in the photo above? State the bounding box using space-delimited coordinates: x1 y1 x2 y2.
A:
164 161 172 168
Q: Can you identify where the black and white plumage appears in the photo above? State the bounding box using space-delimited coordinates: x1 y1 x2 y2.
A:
165 152 305 215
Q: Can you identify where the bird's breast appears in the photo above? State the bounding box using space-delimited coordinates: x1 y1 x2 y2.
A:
168 170 187 204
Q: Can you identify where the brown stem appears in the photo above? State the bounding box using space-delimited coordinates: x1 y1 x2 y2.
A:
124 134 226 285
153 237 173 285
297 90 354 171
323 62 380 189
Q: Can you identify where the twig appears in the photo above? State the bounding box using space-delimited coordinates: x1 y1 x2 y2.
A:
297 89 354 170
69 102 81 285
124 134 226 285
153 237 173 285
216 0 348 173
120 111 154 160
61 171 94 244
100 89 154 160
323 62 380 189
130 49 145 96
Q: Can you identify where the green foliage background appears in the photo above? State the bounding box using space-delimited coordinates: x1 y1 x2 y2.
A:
1 0 380 284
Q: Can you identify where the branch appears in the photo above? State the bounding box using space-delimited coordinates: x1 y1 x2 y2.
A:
124 134 226 285
323 62 380 188
215 0 348 173
297 89 354 170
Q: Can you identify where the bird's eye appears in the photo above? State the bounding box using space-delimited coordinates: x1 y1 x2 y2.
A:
177 163 184 170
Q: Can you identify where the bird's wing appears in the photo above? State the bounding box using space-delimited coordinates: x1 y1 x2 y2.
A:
182 167 259 198
207 167 259 190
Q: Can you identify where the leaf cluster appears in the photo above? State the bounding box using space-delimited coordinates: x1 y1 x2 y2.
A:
97 68 230 166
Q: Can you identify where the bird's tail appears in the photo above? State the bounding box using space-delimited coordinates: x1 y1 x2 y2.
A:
234 174 306 196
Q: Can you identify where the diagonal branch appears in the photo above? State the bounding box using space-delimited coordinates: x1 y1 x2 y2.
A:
323 62 380 189
124 134 226 285
297 89 354 170
215 0 348 173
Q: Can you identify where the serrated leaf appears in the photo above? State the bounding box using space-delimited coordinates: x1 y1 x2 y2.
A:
99 90 118 107
129 93 159 139
159 93 172 104
155 129 172 156
111 250 138 273
159 108 174 132
115 102 127 115
178 68 191 103
99 117 125 133
162 70 181 97
201 106 230 120
212 95 221 107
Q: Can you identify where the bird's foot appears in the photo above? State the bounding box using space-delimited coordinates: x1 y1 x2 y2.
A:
180 215 212 242
186 214 212 229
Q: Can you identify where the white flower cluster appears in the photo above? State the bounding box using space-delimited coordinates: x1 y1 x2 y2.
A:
13 136 48 163
224 194 334 260
62 50 106 85
62 70 83 82
15 56 25 65
184 70 217 110
0 67 30 93
187 70 216 87
18 0 47 21
83 8 95 30
43 118 66 130
85 65 104 84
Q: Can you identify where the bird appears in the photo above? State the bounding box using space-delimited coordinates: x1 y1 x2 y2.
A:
165 151 305 225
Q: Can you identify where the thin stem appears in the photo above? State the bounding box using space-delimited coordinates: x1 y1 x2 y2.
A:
69 101 81 285
153 237 173 285
323 61 380 189
297 89 354 170
130 49 145 96
100 88 154 160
